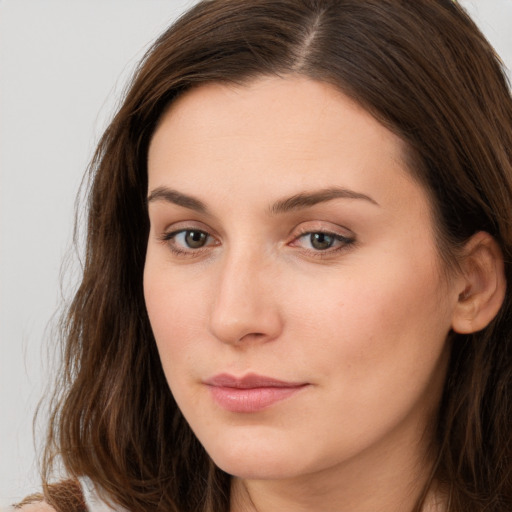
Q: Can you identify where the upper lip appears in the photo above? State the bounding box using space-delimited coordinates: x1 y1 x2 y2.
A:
204 373 306 389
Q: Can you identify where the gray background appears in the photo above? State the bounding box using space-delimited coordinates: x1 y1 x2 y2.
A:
1 0 511 506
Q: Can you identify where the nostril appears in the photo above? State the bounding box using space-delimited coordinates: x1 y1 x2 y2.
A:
238 332 267 342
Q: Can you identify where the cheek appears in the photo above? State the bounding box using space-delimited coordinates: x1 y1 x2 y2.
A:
143 260 209 374
285 248 453 387
278 257 452 451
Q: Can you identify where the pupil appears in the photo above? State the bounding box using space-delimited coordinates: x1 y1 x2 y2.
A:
185 230 207 248
311 233 333 250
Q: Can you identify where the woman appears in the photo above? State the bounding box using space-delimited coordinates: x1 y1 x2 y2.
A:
15 0 512 511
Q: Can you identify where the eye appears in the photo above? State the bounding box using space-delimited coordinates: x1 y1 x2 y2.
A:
161 228 217 254
308 232 337 250
292 231 355 253
179 230 209 249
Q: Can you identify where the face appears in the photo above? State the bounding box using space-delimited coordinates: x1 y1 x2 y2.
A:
144 77 460 482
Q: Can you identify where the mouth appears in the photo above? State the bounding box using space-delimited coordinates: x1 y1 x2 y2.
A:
203 373 309 413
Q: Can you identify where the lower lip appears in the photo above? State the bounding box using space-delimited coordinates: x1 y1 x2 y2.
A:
207 385 307 413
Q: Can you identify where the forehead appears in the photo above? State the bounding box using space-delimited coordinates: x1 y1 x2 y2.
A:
147 76 423 212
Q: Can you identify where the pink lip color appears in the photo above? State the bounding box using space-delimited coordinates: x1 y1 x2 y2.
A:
204 373 308 413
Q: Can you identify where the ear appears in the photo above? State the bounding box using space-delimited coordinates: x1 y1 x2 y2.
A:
451 232 506 334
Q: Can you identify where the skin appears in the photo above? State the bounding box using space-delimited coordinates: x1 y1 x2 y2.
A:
144 76 462 512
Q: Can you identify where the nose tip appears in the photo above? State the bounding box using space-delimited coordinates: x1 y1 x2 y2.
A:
208 259 283 346
210 315 273 345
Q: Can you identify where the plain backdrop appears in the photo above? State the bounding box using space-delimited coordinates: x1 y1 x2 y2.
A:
1 0 511 506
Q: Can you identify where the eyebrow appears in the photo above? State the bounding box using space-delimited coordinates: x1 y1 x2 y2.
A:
147 186 378 214
270 187 379 214
147 186 208 213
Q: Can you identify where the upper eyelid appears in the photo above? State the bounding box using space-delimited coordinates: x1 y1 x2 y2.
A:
295 230 353 240
290 231 354 247
157 221 355 242
290 222 354 238
159 220 217 236
163 227 216 242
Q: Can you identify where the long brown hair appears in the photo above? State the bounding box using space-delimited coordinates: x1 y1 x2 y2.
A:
41 1 512 511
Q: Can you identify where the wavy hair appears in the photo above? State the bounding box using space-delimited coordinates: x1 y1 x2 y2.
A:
41 1 512 511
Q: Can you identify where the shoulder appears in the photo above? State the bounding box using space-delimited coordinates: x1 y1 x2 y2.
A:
9 477 125 512
18 504 57 511
3 503 57 512
12 478 88 512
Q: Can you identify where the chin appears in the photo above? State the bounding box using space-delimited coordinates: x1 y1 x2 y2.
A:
213 455 305 481
202 434 315 480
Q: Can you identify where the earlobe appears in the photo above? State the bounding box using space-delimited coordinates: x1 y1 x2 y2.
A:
451 232 506 334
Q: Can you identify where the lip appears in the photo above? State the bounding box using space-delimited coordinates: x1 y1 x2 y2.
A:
204 373 309 413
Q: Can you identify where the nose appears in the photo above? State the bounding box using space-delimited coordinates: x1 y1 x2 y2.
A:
208 250 283 346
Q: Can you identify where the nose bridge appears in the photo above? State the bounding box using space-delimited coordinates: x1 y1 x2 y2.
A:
209 243 282 345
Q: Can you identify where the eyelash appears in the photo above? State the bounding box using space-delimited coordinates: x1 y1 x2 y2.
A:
159 227 356 258
159 229 217 257
291 229 356 258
